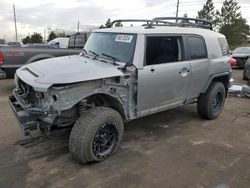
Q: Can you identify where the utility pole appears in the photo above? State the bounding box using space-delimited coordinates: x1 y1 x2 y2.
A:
77 20 80 32
175 0 180 20
13 4 18 42
44 29 46 43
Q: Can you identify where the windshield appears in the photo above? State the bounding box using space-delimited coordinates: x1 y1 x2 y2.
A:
232 47 250 54
84 32 137 64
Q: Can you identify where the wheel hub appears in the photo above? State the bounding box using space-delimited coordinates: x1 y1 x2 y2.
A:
93 122 119 159
213 92 223 113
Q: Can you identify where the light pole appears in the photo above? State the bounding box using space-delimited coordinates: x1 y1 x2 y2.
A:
13 4 18 41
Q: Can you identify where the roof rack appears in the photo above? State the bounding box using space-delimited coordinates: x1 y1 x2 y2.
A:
109 17 213 30
110 19 151 27
110 19 169 28
151 17 213 30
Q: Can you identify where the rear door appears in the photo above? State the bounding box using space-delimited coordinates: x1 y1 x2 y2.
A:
137 35 191 116
186 35 209 99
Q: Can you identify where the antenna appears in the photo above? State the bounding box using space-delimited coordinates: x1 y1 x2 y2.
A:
175 0 180 20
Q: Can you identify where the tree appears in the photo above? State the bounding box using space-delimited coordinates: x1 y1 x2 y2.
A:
197 0 216 24
22 36 31 44
56 32 67 37
216 0 249 46
219 18 249 46
30 32 43 43
47 31 56 42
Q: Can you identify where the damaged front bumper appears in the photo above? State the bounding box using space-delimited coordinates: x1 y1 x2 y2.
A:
9 95 40 136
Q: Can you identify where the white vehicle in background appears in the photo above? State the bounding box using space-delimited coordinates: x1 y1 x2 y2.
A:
48 37 69 48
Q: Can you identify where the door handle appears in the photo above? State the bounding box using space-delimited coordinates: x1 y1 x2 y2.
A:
179 67 190 76
150 68 155 72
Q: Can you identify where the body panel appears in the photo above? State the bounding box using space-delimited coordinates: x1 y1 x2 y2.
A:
137 61 191 116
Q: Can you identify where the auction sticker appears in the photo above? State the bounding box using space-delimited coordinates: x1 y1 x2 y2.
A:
115 34 133 43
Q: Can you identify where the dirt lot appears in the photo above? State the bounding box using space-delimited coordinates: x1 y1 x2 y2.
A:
0 69 249 188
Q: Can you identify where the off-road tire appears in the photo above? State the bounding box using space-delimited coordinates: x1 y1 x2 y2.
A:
69 106 124 164
197 82 226 120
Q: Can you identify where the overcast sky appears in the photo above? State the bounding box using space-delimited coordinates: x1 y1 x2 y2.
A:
0 0 250 41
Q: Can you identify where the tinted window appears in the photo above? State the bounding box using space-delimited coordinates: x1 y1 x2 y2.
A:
146 36 183 65
188 36 207 59
218 38 229 56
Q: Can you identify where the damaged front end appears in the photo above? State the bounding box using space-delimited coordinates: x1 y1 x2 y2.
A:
9 64 137 136
9 78 78 136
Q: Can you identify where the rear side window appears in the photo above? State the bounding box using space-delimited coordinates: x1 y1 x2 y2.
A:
187 36 207 59
218 38 229 56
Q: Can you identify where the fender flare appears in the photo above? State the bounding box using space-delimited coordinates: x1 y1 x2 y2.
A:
201 72 231 94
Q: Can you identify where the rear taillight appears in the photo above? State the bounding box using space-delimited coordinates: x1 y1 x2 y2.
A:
0 53 4 64
229 58 237 66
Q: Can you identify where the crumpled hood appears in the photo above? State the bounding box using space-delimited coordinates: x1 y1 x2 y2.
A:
17 55 123 87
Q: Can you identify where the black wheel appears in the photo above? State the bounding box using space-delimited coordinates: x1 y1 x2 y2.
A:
69 106 124 164
197 82 226 120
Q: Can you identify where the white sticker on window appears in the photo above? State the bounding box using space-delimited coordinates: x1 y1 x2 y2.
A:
115 35 133 43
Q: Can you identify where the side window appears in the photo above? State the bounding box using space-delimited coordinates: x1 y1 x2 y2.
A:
187 36 207 59
146 36 183 65
218 38 229 56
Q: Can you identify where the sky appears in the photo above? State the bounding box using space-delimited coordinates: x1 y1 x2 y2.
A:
0 0 250 41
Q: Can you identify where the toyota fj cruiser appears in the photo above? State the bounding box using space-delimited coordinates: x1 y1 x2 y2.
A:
9 17 232 164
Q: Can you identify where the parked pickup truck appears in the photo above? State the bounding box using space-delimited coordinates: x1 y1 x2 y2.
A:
0 32 90 79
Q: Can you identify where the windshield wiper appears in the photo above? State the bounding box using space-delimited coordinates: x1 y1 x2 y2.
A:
101 53 120 65
89 50 99 59
80 48 88 56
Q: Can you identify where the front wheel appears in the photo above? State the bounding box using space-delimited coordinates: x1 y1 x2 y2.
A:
197 82 226 120
69 106 124 164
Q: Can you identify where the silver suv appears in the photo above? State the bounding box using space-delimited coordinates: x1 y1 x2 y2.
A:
9 17 232 164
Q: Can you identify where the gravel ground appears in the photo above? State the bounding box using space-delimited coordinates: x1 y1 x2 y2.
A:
0 69 249 188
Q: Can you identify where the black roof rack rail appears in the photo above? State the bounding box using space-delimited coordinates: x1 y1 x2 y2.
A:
110 19 152 27
150 17 213 30
110 19 170 28
109 17 213 30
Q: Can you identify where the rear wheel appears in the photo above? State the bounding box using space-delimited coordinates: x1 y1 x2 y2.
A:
197 82 226 120
69 106 124 164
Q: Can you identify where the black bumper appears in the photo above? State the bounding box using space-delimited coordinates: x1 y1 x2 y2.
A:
0 68 6 79
9 95 39 136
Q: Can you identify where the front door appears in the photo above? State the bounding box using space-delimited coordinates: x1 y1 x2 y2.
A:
137 35 191 116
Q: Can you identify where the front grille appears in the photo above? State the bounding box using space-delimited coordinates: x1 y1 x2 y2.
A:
17 79 40 108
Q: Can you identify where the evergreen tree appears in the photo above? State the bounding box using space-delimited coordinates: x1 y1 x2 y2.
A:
216 0 249 46
22 36 31 44
30 32 43 43
197 0 215 23
47 31 57 42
